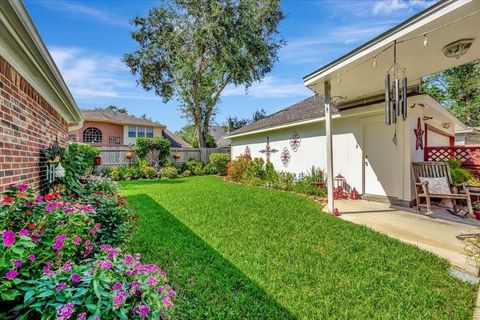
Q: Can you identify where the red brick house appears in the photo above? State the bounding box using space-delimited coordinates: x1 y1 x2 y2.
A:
69 109 191 148
0 1 83 193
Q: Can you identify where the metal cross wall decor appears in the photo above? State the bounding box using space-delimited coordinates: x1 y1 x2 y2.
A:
244 146 251 157
259 137 278 162
281 147 291 167
289 132 301 152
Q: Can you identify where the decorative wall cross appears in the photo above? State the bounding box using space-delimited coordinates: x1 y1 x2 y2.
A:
281 147 291 167
414 117 424 150
289 132 301 152
260 137 278 162
244 146 251 157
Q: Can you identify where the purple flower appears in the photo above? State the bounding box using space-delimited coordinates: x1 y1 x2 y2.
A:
2 231 15 247
34 196 43 203
52 234 67 250
136 305 150 318
45 205 54 213
57 302 74 320
71 274 81 283
18 184 28 191
130 281 141 288
168 286 177 299
63 262 72 273
100 244 112 252
97 260 113 269
19 229 29 237
77 313 86 320
72 235 81 246
13 259 23 267
5 269 18 280
112 282 123 291
162 295 173 309
64 208 76 214
124 254 134 264
28 254 35 261
107 249 120 259
55 282 67 291
147 276 157 286
113 292 125 309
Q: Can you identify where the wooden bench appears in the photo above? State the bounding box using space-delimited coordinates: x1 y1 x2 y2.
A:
411 161 473 216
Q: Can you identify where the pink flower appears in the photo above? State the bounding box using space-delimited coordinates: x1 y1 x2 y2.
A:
162 295 173 309
57 302 74 320
97 260 113 269
95 223 101 230
19 229 29 237
45 205 54 213
113 292 125 309
71 274 81 283
77 313 86 320
28 254 35 261
100 244 112 252
55 282 67 291
5 269 18 280
63 262 72 273
136 305 150 318
13 259 23 267
90 228 96 235
147 276 157 286
72 235 81 246
2 231 16 247
112 282 123 291
52 234 67 250
124 254 134 264
130 281 141 288
18 184 28 191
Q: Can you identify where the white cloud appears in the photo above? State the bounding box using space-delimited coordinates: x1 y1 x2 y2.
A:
372 0 435 15
50 47 133 99
38 1 128 26
223 77 310 99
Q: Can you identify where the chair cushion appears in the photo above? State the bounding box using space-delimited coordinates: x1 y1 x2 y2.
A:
419 177 451 195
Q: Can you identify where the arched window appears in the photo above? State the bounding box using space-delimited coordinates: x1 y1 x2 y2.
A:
83 127 102 143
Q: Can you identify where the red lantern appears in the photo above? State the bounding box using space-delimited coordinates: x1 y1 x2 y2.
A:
94 155 102 166
350 188 359 200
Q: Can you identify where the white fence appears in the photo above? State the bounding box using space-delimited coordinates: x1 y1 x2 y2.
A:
98 146 230 167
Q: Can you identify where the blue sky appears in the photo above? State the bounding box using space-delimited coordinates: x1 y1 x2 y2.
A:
24 0 434 131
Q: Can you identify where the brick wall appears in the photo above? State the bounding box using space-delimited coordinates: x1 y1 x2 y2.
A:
0 55 69 193
70 121 124 146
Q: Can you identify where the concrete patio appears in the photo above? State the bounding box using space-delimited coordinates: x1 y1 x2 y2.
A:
335 199 480 276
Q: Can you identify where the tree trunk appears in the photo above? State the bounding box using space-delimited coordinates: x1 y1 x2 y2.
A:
196 125 206 148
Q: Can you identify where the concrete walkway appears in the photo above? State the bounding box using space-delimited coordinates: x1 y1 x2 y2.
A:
335 200 480 276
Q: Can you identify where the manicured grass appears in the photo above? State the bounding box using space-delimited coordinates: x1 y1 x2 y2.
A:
120 176 477 319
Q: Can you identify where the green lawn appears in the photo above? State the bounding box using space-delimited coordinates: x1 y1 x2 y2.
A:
120 176 477 319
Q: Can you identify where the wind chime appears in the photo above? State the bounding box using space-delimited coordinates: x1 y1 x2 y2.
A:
384 40 408 145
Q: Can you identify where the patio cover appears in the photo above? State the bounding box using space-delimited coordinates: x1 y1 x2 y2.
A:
303 0 480 212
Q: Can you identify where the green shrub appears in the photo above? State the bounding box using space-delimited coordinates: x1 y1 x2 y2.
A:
204 163 217 175
271 171 296 191
134 137 171 167
209 153 231 175
142 165 158 179
293 179 327 196
182 170 191 177
85 176 120 195
265 161 278 182
183 159 204 175
159 166 178 179
245 157 266 180
447 158 473 184
60 143 99 194
109 167 121 181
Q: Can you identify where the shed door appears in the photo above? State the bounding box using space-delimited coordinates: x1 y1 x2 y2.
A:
364 120 401 198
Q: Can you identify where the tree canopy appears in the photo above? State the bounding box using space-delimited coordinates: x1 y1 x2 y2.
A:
124 0 284 147
422 60 480 127
176 124 217 148
223 108 268 132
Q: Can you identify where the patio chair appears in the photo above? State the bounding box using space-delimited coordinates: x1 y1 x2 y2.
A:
411 161 473 217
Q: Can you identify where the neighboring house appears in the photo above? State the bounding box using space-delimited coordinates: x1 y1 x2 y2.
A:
455 127 480 145
69 109 189 147
228 93 466 206
162 129 192 148
0 1 82 193
210 125 230 147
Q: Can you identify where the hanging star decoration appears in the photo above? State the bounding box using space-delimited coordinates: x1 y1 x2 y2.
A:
414 117 424 150
259 137 278 162
281 147 291 167
289 132 301 152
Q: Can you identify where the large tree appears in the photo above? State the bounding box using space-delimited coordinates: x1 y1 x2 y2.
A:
422 60 480 127
124 0 284 147
223 108 267 132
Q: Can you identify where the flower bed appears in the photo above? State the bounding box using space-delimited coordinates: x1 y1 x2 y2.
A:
0 180 176 319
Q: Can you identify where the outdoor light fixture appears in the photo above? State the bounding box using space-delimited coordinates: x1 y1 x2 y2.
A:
55 163 65 178
443 39 474 59
442 122 451 129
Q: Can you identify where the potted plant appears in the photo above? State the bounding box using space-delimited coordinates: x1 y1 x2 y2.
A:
473 202 480 219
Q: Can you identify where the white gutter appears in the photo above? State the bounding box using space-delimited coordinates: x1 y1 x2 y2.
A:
226 114 342 139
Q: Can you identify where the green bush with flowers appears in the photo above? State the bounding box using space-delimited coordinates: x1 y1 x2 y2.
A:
0 182 176 319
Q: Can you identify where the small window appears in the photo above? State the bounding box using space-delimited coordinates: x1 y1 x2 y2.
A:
146 127 154 138
109 136 121 145
128 126 136 138
137 126 145 138
83 127 102 143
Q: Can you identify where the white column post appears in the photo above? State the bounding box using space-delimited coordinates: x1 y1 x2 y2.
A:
324 80 334 213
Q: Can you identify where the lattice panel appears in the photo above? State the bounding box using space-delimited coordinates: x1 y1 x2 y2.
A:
425 146 480 178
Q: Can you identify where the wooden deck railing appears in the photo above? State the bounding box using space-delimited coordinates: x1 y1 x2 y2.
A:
424 145 480 177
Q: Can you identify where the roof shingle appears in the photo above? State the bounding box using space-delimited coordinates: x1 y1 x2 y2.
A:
81 109 165 127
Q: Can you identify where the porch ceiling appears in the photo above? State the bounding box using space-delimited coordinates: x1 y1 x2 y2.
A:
304 0 480 105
